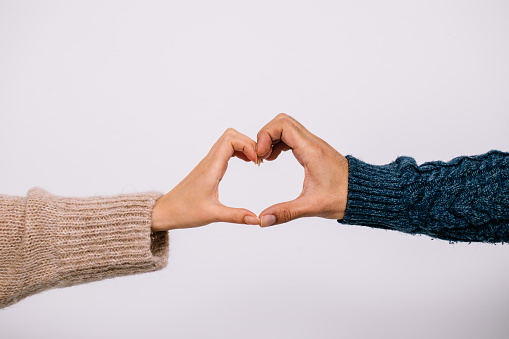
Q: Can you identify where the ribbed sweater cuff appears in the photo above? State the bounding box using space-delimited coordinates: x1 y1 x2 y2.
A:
26 188 169 289
339 156 409 231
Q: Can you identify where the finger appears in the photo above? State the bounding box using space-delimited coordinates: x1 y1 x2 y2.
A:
265 141 291 161
233 151 251 162
214 205 260 225
256 113 307 160
206 129 259 179
258 197 312 227
217 128 258 164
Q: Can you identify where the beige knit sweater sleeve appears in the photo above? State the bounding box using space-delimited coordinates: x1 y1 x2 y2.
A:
0 188 169 308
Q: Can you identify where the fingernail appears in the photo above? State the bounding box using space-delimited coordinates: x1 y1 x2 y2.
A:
244 216 260 225
260 215 276 227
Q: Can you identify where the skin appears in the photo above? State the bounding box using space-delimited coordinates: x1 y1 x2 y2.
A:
256 113 349 227
151 128 261 231
151 114 349 231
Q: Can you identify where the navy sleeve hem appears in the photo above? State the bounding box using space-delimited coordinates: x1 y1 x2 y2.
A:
339 155 410 232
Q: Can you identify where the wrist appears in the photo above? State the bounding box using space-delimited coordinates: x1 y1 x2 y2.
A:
151 197 167 232
335 156 349 220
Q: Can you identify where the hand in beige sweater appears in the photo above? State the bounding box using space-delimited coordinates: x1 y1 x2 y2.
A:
0 129 260 308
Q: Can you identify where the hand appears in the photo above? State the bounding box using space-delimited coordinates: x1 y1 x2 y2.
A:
256 113 349 227
151 128 261 231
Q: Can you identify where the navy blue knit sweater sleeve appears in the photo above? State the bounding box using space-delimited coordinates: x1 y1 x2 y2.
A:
339 150 509 242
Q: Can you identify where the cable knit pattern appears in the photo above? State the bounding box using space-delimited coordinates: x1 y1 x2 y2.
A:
339 150 509 242
0 188 168 308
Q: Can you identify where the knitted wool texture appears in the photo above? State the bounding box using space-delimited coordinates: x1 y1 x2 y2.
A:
340 150 509 242
0 188 168 308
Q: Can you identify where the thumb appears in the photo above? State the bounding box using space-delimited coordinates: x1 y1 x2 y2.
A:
259 197 310 227
214 205 260 225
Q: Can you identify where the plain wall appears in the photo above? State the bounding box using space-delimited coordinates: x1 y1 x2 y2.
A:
1 1 508 338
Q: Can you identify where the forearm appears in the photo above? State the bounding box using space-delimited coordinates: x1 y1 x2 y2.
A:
0 188 169 308
339 150 509 242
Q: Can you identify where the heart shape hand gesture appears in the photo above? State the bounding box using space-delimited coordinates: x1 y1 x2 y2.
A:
151 114 349 231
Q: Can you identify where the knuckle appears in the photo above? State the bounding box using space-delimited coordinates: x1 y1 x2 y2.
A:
278 114 294 127
223 128 237 138
277 207 294 224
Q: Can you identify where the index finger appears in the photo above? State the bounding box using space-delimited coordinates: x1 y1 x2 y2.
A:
212 128 258 165
256 113 307 160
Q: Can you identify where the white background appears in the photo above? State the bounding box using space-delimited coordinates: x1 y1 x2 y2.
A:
1 0 509 338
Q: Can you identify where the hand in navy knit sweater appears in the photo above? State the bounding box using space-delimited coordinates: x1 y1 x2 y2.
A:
256 114 509 243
